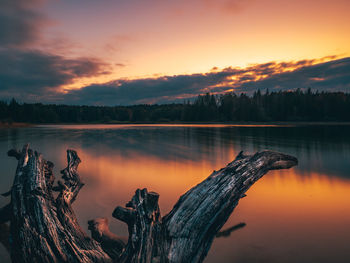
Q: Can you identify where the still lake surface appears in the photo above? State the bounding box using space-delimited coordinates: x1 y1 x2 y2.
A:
0 124 349 263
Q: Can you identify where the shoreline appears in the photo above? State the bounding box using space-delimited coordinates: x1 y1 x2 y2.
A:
0 122 33 128
3 121 350 128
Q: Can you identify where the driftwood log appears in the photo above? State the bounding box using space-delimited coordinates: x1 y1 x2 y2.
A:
0 145 297 263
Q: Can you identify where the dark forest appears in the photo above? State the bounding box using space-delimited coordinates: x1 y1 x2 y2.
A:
1 89 350 123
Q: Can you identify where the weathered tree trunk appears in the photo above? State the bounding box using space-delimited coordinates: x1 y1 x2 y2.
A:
0 145 297 263
4 145 111 263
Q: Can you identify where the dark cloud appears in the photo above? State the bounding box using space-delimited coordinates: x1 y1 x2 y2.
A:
63 73 229 105
0 0 111 101
0 0 47 47
60 57 350 106
235 57 350 93
0 49 109 100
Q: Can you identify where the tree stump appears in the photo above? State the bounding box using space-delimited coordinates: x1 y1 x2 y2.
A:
0 145 297 263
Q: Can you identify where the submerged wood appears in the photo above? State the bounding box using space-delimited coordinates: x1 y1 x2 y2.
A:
215 223 246 238
0 145 297 263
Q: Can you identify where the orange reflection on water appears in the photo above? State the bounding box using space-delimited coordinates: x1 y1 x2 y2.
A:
207 169 350 263
75 147 236 216
2 124 350 263
244 169 350 218
72 146 350 263
75 146 350 221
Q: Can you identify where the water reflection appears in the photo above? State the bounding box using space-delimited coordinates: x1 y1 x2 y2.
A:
0 124 349 263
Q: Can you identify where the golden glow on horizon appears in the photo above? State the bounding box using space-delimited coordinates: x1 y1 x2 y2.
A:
41 0 350 94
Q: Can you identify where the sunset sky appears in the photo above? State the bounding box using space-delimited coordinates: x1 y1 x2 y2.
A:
1 0 350 105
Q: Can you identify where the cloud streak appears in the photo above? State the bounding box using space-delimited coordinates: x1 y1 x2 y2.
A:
58 56 350 105
0 49 109 100
1 54 349 105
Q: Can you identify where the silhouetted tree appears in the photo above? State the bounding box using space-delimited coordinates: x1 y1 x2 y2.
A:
1 90 350 124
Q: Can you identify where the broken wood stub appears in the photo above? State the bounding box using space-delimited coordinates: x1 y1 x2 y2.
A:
4 145 111 263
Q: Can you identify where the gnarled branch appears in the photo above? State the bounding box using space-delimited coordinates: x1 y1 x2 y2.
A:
105 150 297 263
2 145 297 263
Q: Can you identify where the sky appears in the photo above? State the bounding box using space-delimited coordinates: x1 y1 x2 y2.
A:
0 0 349 105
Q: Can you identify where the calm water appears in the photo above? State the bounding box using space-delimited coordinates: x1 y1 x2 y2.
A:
0 124 349 263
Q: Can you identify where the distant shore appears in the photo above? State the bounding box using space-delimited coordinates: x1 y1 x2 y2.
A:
3 121 350 128
0 122 33 128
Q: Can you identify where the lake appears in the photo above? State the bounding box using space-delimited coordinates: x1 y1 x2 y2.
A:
0 124 349 263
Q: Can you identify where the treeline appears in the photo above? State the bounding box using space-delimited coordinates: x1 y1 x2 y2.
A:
1 89 350 123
